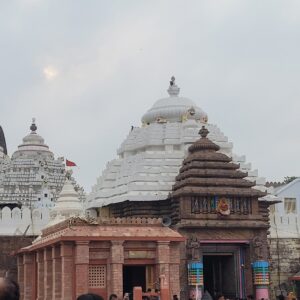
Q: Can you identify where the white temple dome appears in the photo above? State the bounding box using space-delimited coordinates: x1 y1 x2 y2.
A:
88 77 266 208
12 118 53 159
22 133 45 145
142 77 208 124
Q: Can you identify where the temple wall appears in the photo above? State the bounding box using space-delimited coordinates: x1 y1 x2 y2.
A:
0 206 98 236
269 213 300 296
269 238 300 297
0 206 50 235
0 236 35 280
269 213 300 239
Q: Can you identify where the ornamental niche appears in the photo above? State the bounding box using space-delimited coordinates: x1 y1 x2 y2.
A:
191 196 252 215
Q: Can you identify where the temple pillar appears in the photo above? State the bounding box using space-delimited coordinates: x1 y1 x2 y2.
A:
23 253 35 300
52 245 62 300
36 251 44 300
75 241 90 298
252 260 270 300
156 241 170 285
169 244 181 298
156 241 170 300
61 242 74 300
44 248 53 300
17 255 24 300
110 240 124 298
187 261 203 300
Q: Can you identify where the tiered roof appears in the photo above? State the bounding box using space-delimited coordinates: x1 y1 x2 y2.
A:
172 126 266 198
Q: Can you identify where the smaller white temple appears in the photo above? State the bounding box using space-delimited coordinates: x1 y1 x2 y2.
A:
48 170 84 226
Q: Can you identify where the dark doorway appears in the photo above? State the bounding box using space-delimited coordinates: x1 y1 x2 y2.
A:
203 254 237 299
123 265 146 296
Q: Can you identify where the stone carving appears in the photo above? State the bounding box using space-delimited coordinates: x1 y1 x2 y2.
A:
252 236 263 260
252 235 268 261
159 274 168 288
187 236 201 260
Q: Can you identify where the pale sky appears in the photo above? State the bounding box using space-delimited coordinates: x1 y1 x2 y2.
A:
1 0 299 191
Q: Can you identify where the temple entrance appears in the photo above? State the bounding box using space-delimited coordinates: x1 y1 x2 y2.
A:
203 254 237 299
123 265 146 296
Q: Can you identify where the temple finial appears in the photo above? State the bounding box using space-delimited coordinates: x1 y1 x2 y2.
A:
30 118 37 133
167 76 180 96
199 126 209 138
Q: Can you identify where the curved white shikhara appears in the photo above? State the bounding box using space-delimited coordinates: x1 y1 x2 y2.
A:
88 119 267 208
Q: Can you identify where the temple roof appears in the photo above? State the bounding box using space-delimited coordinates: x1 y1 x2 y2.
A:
12 118 53 160
18 217 184 252
88 78 267 208
0 119 66 207
172 126 266 198
0 126 7 155
142 77 208 124
48 171 83 225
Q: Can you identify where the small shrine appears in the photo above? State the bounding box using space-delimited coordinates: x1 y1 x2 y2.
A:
17 217 184 300
170 126 272 299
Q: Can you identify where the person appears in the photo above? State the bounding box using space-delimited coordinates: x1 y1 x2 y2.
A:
173 295 179 300
77 293 104 300
201 290 213 300
109 294 118 300
287 292 296 300
216 295 225 300
0 277 20 300
278 294 285 300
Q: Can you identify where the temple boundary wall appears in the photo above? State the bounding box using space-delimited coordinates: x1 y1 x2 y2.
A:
269 212 300 238
0 206 97 236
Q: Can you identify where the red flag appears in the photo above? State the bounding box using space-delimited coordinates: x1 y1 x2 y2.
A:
66 159 76 167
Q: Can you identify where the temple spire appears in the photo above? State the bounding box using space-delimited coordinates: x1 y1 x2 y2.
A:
30 118 37 133
167 76 180 96
0 126 7 155
199 126 209 138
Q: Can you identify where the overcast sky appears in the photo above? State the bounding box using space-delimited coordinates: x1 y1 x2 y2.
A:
1 0 299 191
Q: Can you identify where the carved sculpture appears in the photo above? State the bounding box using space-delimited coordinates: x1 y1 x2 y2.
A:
187 236 201 260
252 235 268 261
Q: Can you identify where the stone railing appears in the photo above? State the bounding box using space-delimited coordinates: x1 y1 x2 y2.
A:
269 212 300 238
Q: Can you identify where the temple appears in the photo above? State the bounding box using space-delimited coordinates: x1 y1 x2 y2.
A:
15 78 278 300
0 119 86 280
0 119 66 209
88 78 266 208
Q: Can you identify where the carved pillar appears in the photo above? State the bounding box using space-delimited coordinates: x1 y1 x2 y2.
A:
17 255 24 300
75 241 90 298
52 245 62 300
186 236 203 300
44 247 53 300
169 243 181 298
252 261 270 300
23 253 35 300
61 242 74 300
36 251 44 300
156 241 170 285
156 240 171 300
110 240 124 298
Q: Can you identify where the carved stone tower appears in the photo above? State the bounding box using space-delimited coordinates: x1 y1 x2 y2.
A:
170 126 271 299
